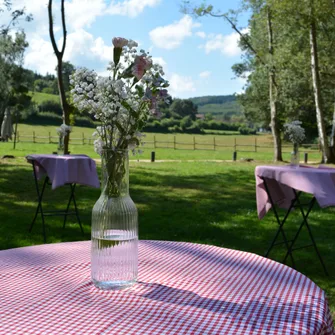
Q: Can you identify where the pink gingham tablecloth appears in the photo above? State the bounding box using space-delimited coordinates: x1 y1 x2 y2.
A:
26 154 100 189
255 165 335 219
0 241 334 335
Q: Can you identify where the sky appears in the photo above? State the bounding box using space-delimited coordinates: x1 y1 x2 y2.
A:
7 0 250 99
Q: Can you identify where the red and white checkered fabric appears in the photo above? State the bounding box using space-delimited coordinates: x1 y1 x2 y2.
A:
0 241 334 335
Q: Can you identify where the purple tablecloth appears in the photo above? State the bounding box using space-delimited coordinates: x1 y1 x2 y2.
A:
26 154 100 189
255 165 335 219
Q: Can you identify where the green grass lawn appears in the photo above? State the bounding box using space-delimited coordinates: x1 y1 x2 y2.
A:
29 91 60 104
0 157 334 315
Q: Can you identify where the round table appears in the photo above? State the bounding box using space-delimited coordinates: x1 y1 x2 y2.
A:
0 241 334 335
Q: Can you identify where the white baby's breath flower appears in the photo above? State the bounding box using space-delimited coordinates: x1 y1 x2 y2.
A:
284 120 305 144
70 37 170 155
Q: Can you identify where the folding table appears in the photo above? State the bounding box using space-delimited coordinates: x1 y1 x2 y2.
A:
255 165 335 275
26 154 100 242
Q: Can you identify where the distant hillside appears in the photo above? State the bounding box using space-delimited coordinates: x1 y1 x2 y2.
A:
189 95 237 106
189 95 244 122
27 91 244 123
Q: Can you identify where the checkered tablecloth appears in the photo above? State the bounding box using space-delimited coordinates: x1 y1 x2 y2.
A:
1 241 334 335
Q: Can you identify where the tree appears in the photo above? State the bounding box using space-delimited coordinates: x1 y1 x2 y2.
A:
267 0 335 162
0 0 32 35
169 99 198 120
182 1 283 161
48 0 71 154
0 1 32 136
60 61 75 93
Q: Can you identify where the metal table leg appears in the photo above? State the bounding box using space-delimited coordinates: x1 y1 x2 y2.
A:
261 177 328 275
30 161 84 242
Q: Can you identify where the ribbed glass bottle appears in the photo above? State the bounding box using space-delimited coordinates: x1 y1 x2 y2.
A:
290 143 300 167
91 149 138 290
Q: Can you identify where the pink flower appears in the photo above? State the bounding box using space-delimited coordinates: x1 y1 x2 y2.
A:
112 37 128 49
132 56 152 80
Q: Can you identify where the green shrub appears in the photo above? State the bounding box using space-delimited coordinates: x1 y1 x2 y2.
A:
238 126 257 135
38 100 62 115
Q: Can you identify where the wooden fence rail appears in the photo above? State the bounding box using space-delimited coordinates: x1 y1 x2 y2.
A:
14 131 321 153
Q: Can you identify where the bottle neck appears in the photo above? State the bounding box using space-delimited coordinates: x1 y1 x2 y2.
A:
293 142 299 153
101 150 129 197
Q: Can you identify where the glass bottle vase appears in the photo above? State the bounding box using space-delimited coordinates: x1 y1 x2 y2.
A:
91 149 138 290
290 143 300 167
57 134 64 155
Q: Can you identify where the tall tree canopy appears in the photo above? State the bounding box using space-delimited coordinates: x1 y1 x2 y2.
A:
169 99 198 120
182 0 335 163
0 0 32 135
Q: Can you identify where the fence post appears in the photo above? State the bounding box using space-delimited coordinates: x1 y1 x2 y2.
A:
213 137 216 151
154 135 156 149
17 131 19 142
49 132 51 144
234 138 237 152
82 133 85 145
304 152 308 163
255 137 257 152
174 136 176 150
193 136 196 150
33 131 35 143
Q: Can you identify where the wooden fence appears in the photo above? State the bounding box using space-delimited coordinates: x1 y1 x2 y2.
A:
14 131 320 154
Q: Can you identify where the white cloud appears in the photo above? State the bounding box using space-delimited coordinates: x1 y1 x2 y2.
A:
65 0 106 30
168 73 196 98
149 15 201 50
199 71 211 78
64 29 95 61
91 37 114 62
11 0 160 35
65 30 114 62
203 29 248 57
24 29 115 75
196 31 206 39
24 37 56 74
107 0 161 17
152 57 167 68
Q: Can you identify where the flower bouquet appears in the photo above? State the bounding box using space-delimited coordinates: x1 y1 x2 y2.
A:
56 123 72 155
70 37 169 195
283 120 305 166
70 37 169 290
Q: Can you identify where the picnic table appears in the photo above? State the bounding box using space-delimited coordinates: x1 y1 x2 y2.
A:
1 240 334 334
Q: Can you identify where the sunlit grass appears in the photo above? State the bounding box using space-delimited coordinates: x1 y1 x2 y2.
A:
0 123 323 163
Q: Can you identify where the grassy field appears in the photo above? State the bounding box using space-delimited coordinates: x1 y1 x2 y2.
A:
0 157 334 315
1 123 323 163
29 91 60 104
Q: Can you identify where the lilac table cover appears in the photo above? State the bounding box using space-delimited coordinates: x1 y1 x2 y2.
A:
255 165 335 219
0 241 334 335
26 154 100 189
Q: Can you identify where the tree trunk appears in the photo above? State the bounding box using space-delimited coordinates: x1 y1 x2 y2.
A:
48 0 70 155
267 8 282 162
331 91 335 147
309 16 333 163
56 59 71 153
